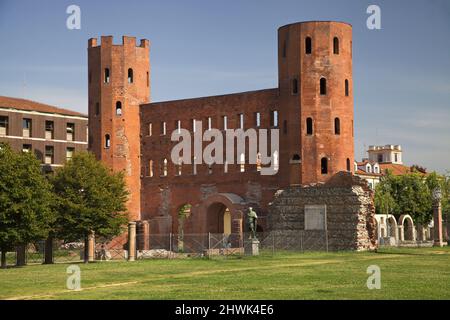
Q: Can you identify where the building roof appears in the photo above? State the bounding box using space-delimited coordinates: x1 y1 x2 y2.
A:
379 163 413 176
0 96 87 118
356 159 378 166
355 169 381 177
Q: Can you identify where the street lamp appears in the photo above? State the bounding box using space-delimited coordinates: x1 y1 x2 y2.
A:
432 187 442 204
432 187 445 247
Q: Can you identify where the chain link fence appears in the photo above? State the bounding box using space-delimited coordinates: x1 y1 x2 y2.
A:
136 231 329 259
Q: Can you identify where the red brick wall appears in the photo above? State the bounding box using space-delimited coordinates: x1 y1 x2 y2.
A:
278 21 354 185
88 36 150 221
89 21 354 234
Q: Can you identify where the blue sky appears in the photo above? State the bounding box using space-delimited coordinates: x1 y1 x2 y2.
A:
0 0 449 172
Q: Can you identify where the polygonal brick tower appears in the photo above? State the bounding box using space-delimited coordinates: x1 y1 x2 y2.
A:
87 36 150 221
277 21 354 185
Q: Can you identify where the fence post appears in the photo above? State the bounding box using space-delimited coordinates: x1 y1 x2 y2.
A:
44 237 53 264
208 233 211 259
128 222 136 262
300 232 304 253
325 230 329 252
272 233 275 256
169 233 173 259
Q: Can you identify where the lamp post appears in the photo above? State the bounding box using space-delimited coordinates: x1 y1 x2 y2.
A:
432 187 445 247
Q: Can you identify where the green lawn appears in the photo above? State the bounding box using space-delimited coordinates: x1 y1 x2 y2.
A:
1 247 449 300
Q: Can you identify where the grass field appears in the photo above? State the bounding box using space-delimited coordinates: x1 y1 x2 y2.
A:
0 247 449 300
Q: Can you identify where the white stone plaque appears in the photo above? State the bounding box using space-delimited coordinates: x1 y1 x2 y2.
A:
304 205 327 230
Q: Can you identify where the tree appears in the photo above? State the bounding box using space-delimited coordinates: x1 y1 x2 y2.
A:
375 170 439 227
374 172 397 216
0 143 54 268
397 173 431 225
51 152 129 262
426 172 449 221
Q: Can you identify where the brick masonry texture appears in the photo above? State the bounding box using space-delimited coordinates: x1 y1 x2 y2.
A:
88 21 375 250
268 172 378 251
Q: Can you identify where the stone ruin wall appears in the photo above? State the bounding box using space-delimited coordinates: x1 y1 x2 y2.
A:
268 172 378 251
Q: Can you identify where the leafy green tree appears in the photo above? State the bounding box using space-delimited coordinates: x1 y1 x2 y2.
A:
426 172 449 221
51 152 129 262
0 143 54 268
374 172 397 216
374 170 448 226
398 173 431 225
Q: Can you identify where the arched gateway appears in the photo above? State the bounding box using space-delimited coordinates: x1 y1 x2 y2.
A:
199 193 247 235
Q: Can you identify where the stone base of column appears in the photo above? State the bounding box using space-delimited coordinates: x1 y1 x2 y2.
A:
244 239 260 256
433 240 446 247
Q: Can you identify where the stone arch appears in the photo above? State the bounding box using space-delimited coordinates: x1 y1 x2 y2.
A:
200 193 246 235
398 214 415 241
386 215 398 242
374 215 383 239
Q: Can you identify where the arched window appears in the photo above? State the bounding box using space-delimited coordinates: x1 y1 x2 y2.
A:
128 68 133 83
306 117 313 135
347 158 351 171
146 72 149 87
95 103 100 116
240 153 245 172
116 101 122 116
104 68 110 84
292 154 301 161
176 158 182 176
163 158 168 177
305 37 312 54
320 78 327 95
148 160 154 177
333 37 339 54
256 153 262 172
193 157 197 175
321 157 328 174
292 78 298 95
105 134 111 149
334 118 340 135
282 40 287 58
273 151 279 173
345 79 349 96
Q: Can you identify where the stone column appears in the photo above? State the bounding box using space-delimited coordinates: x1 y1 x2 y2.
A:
433 201 445 247
139 220 150 250
88 231 95 262
128 222 137 261
398 225 404 242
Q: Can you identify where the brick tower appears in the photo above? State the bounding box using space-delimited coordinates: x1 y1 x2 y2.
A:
277 21 354 185
87 36 150 221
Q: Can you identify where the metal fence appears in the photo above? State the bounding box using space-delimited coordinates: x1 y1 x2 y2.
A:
135 231 329 259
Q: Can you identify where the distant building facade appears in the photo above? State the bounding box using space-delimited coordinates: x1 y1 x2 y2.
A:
367 144 403 164
0 96 88 172
355 144 421 189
